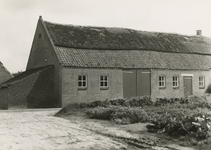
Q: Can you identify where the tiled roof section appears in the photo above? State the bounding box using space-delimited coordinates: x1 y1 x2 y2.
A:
55 46 211 70
44 21 211 55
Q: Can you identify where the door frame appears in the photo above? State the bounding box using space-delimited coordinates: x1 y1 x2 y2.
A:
183 75 193 96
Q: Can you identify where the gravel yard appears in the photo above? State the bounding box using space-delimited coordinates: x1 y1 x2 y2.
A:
0 109 125 150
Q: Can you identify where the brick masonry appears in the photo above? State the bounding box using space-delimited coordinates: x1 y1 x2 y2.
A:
151 69 211 100
26 18 62 107
0 73 39 109
62 67 123 106
0 66 56 109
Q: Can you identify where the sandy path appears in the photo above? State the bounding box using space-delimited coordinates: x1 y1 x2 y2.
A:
0 109 125 150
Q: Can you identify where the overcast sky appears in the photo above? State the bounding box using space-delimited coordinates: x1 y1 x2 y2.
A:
0 0 211 73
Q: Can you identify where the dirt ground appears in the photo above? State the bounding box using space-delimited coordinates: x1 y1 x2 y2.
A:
0 109 196 150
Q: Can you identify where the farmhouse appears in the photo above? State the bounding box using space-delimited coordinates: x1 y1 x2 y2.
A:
1 16 211 108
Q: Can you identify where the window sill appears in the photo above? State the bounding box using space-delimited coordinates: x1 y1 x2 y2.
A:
173 87 179 89
159 87 166 90
78 87 87 90
100 87 109 90
199 87 205 89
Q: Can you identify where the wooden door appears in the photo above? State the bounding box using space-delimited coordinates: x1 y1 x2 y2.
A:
183 76 193 96
137 70 151 96
123 70 136 99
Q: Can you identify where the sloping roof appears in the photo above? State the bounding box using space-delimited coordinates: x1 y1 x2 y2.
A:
0 66 53 87
41 19 211 70
44 21 211 55
0 62 13 84
55 46 211 70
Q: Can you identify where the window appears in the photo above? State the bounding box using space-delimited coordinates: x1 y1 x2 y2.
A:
159 76 166 88
78 75 87 88
199 76 205 88
173 76 179 88
100 75 108 89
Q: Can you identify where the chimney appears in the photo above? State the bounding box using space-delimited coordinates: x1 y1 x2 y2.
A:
196 30 202 36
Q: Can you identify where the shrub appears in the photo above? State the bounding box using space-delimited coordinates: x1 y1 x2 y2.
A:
112 107 149 124
154 96 211 109
124 96 153 107
106 98 126 106
86 106 117 120
88 101 105 107
86 106 149 124
206 84 211 94
146 107 211 141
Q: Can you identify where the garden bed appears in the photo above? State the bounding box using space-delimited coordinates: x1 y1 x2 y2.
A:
56 95 211 148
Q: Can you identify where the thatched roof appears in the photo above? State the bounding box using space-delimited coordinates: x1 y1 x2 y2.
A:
42 19 211 70
44 21 211 55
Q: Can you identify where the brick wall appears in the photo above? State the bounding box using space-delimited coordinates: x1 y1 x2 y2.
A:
27 66 57 108
62 68 123 106
151 69 211 100
0 66 56 109
26 18 62 107
0 73 39 108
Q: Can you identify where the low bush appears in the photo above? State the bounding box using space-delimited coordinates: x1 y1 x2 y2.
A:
154 96 211 109
124 96 153 107
57 95 211 144
206 84 211 94
86 106 117 120
112 107 149 124
146 106 211 141
86 106 149 124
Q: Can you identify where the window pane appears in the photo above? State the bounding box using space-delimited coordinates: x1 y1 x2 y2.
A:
100 76 103 81
159 82 161 86
199 77 205 87
104 76 107 81
78 82 82 86
100 82 104 86
105 82 108 87
83 75 86 80
159 76 161 81
83 82 86 87
78 75 82 80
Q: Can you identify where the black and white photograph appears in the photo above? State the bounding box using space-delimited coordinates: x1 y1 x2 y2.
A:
0 0 211 149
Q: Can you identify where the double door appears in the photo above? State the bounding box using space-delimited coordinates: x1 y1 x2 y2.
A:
123 70 151 99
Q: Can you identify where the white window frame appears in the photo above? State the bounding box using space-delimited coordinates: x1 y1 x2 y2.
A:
199 76 205 89
159 75 166 88
100 75 108 89
173 76 179 88
78 75 87 89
